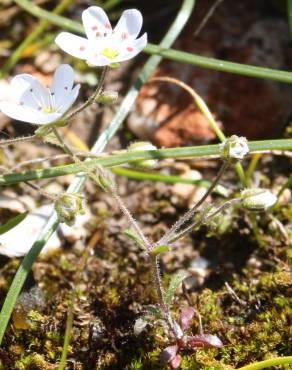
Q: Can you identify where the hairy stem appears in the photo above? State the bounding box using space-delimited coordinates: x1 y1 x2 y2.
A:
158 162 228 246
65 67 108 121
168 198 241 244
0 134 37 147
151 255 181 338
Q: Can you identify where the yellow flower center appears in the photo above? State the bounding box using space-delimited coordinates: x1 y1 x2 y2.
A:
101 48 119 60
43 107 56 114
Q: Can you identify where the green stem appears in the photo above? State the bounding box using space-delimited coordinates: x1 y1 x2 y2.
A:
158 162 228 246
0 0 196 345
236 356 292 370
0 134 37 147
145 44 292 84
246 153 262 185
235 161 248 187
57 297 74 370
65 67 108 121
13 0 292 84
0 0 73 78
0 139 291 187
167 198 241 244
112 167 229 197
58 233 94 370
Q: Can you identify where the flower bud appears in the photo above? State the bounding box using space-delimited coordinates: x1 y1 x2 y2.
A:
219 135 249 163
54 193 85 226
96 90 118 105
95 165 115 192
241 188 277 212
127 141 158 169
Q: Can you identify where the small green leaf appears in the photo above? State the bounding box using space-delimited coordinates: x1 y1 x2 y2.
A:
164 271 188 305
143 305 163 320
0 212 29 235
124 229 145 249
151 245 170 256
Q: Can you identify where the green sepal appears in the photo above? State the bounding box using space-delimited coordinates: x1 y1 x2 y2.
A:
109 63 121 69
35 119 66 137
150 245 170 256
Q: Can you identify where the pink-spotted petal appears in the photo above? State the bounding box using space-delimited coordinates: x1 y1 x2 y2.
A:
11 74 34 98
57 84 80 115
19 79 50 110
51 64 75 108
114 9 143 40
116 32 147 63
82 6 111 40
11 75 48 108
55 32 90 60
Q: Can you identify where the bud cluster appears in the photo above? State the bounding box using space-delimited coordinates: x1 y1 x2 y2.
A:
54 193 85 226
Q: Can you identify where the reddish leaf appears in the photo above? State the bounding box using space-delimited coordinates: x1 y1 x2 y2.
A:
170 354 182 369
160 345 178 364
187 334 223 349
179 306 195 331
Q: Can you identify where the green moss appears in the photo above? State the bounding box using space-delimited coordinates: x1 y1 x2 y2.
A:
14 353 50 370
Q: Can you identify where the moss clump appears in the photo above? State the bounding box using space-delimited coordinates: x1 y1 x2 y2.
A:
14 353 51 370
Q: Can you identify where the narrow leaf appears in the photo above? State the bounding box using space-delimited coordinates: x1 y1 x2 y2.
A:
124 228 145 249
164 271 188 305
0 212 28 235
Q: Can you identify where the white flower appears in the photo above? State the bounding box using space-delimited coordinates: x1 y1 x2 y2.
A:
0 204 90 258
0 64 80 125
219 135 249 163
55 7 147 66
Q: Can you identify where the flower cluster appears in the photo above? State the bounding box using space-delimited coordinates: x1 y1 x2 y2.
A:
0 6 147 125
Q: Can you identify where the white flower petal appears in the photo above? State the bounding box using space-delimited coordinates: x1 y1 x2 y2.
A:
115 33 147 63
20 80 50 110
57 84 80 115
51 64 75 108
0 101 61 125
82 6 111 40
0 205 61 257
10 74 49 109
86 53 114 67
55 32 90 60
0 101 39 123
114 9 143 40
36 112 63 125
11 74 34 99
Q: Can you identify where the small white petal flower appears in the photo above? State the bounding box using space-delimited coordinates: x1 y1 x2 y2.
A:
219 135 249 163
0 64 80 125
55 7 147 66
